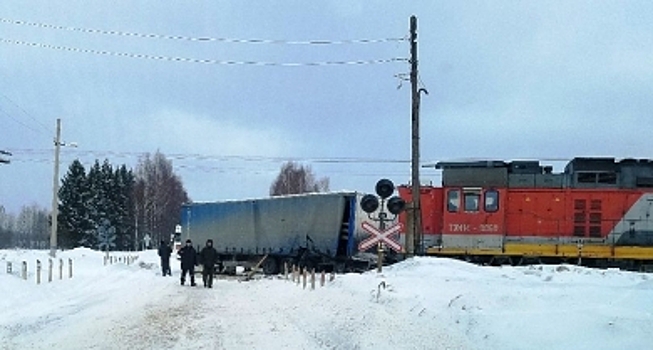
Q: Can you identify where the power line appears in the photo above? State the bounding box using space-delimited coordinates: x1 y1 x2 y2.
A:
0 17 407 45
0 37 408 67
7 148 412 164
0 104 50 138
0 92 52 135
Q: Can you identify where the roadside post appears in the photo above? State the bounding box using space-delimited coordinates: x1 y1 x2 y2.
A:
36 260 41 284
359 179 406 273
48 259 53 282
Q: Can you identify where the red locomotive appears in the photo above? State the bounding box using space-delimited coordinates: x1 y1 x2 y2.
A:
399 157 653 270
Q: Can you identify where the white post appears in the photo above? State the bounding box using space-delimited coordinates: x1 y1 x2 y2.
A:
36 260 41 284
310 269 315 290
22 261 27 280
48 259 53 282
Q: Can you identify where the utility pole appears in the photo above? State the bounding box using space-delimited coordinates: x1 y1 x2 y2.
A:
408 15 424 256
50 118 61 258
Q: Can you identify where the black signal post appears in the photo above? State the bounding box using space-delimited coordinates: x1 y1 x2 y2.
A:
360 179 406 272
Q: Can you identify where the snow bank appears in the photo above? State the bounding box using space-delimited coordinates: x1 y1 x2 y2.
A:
1 249 651 349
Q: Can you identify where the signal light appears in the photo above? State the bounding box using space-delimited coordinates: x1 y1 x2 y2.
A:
375 179 395 199
386 196 406 215
361 194 379 213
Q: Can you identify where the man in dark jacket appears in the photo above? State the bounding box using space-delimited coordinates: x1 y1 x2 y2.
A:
157 240 172 276
199 239 219 288
177 239 197 286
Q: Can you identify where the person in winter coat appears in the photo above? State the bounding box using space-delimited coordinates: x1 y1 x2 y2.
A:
157 240 172 276
177 239 197 286
199 239 219 288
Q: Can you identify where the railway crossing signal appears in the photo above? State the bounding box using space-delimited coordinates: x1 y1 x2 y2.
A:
360 179 406 272
358 221 403 252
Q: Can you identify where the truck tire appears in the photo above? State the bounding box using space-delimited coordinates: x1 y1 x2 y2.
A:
262 257 279 275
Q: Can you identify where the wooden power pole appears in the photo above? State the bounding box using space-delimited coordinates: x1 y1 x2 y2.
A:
408 15 423 256
50 118 61 258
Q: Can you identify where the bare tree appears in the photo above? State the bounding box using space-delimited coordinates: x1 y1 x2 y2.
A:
269 161 330 196
0 205 16 248
15 204 49 249
133 150 189 248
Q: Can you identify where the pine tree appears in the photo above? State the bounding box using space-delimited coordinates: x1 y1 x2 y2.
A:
114 165 135 251
58 160 93 249
83 160 104 248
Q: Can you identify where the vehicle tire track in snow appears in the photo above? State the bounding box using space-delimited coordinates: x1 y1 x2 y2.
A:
107 286 225 349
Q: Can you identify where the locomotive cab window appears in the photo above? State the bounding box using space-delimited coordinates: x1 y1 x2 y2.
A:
447 189 460 212
463 189 481 212
485 190 499 212
485 190 499 213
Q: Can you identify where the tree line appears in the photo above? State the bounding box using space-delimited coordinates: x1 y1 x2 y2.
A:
0 204 49 249
1 158 329 251
0 151 189 251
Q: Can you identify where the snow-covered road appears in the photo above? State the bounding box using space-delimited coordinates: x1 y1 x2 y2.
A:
1 248 651 350
0 249 468 349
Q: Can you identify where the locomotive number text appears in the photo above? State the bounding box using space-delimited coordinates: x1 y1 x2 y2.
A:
479 224 499 232
448 223 500 232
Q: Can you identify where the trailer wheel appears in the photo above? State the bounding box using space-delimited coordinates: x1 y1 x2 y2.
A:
262 257 279 275
334 262 346 274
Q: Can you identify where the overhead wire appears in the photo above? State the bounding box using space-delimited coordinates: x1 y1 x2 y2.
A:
0 92 52 136
0 17 407 45
0 104 50 138
0 38 407 67
7 148 412 164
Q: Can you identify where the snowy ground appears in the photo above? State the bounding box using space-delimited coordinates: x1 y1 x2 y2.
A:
1 248 652 350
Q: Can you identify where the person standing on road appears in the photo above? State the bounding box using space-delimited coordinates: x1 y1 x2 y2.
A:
178 239 197 286
199 239 219 288
158 240 172 277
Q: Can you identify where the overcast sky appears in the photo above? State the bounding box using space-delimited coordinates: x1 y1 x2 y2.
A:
2 1 653 214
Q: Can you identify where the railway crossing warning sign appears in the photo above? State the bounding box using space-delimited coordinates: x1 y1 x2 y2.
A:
358 221 403 252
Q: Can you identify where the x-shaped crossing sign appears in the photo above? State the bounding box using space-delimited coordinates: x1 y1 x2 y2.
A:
358 221 403 252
